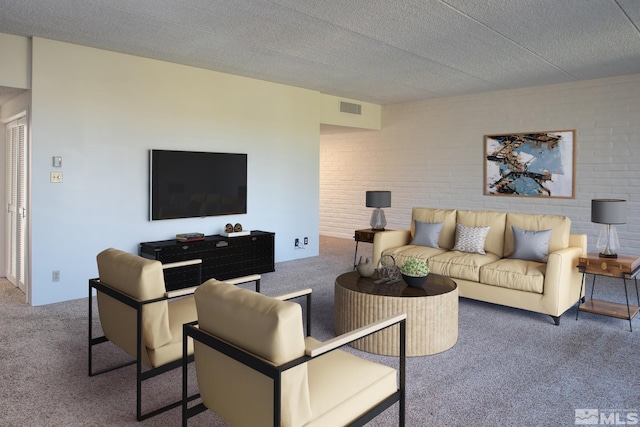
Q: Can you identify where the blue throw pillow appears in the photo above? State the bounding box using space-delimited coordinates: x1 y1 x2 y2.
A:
411 221 443 248
510 225 552 262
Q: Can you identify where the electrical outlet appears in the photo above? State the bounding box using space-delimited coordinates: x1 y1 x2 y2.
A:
50 172 63 183
304 237 308 245
52 270 60 282
295 238 300 247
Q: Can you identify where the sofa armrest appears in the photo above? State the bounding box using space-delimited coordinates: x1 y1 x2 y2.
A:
273 288 312 301
165 286 198 299
543 245 585 316
305 313 407 357
372 230 412 266
162 259 202 270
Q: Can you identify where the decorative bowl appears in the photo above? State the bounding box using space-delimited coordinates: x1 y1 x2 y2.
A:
402 273 429 288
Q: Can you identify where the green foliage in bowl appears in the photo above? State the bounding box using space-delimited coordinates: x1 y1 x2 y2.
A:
399 257 430 277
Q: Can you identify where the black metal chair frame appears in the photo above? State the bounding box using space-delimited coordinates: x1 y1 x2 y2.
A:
182 290 406 426
88 260 204 421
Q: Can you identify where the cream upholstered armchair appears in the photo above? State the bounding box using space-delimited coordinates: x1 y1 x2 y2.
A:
88 248 259 421
182 279 407 426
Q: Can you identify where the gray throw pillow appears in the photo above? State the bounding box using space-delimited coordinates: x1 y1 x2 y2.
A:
510 225 552 263
452 224 490 255
411 221 443 248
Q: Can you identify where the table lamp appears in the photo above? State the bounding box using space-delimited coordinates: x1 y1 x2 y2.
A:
366 191 391 230
591 199 626 258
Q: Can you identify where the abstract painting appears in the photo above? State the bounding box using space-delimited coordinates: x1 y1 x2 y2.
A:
484 130 575 198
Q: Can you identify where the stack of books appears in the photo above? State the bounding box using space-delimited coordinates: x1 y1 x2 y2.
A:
176 232 205 242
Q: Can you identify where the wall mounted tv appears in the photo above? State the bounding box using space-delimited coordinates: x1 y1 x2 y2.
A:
149 150 247 221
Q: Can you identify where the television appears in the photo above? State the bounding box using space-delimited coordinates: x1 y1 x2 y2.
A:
149 150 247 221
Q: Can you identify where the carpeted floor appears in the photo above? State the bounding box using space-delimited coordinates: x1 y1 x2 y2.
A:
1 235 638 426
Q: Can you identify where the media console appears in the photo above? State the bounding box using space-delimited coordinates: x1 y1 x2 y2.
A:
140 230 275 291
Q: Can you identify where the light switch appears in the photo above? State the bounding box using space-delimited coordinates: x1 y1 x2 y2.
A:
52 156 62 167
50 172 63 183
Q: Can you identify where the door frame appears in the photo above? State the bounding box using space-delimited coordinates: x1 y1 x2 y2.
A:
3 109 30 304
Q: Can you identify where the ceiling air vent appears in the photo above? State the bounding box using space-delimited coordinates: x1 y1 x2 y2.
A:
340 101 362 115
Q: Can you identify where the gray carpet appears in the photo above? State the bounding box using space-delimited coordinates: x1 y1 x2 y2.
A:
1 236 638 426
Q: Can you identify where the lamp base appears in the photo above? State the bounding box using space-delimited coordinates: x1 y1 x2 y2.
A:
369 208 387 231
599 252 618 259
596 224 620 260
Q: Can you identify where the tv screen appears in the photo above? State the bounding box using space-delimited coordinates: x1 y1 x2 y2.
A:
150 150 247 221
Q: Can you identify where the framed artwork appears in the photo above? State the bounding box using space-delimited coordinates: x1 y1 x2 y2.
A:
484 130 576 198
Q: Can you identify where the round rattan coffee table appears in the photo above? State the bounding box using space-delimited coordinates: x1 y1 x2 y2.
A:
334 271 458 357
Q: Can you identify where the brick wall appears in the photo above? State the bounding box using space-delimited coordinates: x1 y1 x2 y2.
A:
320 74 640 255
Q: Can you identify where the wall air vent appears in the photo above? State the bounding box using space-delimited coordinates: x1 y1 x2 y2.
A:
340 101 362 115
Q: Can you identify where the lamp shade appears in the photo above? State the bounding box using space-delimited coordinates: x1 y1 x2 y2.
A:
591 199 627 224
366 191 391 208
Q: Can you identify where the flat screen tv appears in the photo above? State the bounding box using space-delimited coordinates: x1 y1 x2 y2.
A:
150 150 247 221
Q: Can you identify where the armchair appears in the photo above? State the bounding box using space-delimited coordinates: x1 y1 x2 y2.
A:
182 279 407 426
88 248 259 421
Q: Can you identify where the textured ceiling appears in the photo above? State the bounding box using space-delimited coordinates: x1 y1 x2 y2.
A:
1 0 639 104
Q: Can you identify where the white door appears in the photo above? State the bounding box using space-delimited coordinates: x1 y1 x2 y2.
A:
5 116 26 293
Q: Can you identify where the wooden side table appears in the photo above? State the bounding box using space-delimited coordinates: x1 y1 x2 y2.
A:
353 228 392 268
576 252 640 331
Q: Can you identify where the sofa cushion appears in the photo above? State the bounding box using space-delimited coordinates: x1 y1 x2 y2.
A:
429 251 500 282
382 245 447 268
411 220 443 248
510 226 552 262
194 280 312 427
411 208 457 250
452 224 490 254
505 213 570 256
480 258 546 294
456 210 507 257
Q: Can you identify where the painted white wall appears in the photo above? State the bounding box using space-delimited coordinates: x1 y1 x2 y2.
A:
28 38 320 305
0 33 30 89
320 74 640 256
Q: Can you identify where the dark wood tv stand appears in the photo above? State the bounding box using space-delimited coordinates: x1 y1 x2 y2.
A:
140 230 275 291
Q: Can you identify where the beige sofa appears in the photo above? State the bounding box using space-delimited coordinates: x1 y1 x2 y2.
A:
373 208 587 325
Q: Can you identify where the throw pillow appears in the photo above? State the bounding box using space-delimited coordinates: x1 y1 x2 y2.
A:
452 224 490 255
510 225 552 262
411 221 443 248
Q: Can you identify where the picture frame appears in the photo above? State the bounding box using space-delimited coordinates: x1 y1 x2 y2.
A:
484 130 576 198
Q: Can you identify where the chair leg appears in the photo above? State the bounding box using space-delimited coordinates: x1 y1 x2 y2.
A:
88 283 135 377
137 356 199 421
182 325 207 425
88 283 92 376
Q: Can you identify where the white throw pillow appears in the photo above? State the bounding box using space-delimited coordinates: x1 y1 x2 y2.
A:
452 224 490 255
411 221 443 248
510 225 552 262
